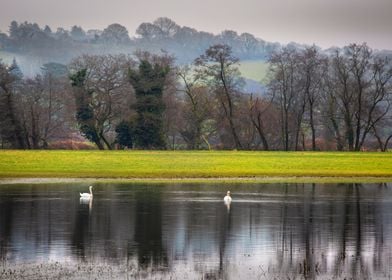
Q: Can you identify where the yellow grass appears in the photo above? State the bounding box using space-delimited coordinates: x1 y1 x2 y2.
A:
0 150 392 183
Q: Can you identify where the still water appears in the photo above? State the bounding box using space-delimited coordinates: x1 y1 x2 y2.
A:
0 182 391 279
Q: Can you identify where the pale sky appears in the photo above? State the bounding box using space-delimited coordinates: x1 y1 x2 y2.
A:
1 0 391 50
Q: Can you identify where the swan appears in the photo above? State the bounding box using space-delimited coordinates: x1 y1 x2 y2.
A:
80 186 93 198
223 190 232 203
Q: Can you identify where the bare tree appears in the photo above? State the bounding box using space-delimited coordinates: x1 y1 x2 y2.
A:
268 47 299 150
329 48 356 150
357 55 392 149
195 44 244 149
298 46 328 150
248 94 271 150
327 44 392 151
177 66 213 149
347 43 372 151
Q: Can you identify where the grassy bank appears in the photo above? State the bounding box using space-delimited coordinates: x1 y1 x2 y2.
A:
0 150 392 183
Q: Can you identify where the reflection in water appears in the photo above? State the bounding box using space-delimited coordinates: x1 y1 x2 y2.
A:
224 200 231 212
0 183 392 279
79 196 93 213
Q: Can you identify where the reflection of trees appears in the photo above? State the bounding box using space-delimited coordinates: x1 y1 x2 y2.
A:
273 183 390 279
1 183 392 279
333 183 352 276
0 196 13 262
352 183 363 278
71 200 91 260
217 199 232 278
302 183 315 279
134 190 168 269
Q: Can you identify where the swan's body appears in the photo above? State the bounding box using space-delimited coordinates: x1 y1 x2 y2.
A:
80 186 93 198
223 191 232 203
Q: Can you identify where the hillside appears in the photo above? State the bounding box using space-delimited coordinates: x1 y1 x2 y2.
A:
0 18 277 78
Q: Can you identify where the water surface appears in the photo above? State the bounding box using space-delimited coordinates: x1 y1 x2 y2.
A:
0 182 391 279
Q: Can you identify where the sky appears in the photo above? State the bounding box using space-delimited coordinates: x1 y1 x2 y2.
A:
1 0 391 50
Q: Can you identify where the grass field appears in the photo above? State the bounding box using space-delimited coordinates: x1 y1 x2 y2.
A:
0 150 392 183
238 60 269 83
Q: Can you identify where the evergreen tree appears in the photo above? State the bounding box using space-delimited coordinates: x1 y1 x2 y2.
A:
69 68 104 150
9 21 18 39
115 120 133 149
9 58 23 80
0 60 26 148
129 59 169 149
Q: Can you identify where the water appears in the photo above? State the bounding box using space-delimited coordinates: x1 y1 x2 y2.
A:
0 182 391 279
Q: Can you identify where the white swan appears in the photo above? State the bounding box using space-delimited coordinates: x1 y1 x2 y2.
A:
223 190 232 203
80 186 93 198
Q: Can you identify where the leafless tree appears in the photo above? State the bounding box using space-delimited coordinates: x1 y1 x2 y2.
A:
268 47 300 150
297 46 328 150
177 66 214 149
195 44 244 149
248 94 271 150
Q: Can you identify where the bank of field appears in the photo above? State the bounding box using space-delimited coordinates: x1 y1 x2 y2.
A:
0 151 392 182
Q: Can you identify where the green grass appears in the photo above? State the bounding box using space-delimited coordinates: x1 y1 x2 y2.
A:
0 150 392 183
238 60 269 83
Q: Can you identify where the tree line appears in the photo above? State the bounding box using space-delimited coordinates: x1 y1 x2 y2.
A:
0 43 391 151
0 18 278 76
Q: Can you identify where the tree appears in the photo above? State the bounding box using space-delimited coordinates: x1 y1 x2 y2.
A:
100 23 130 44
69 68 102 148
153 17 180 38
10 58 23 80
348 43 372 151
177 66 212 149
19 76 46 149
268 47 300 150
195 44 244 149
248 95 270 150
9 21 18 39
43 25 52 36
359 54 392 150
39 63 72 147
115 120 133 149
297 46 327 150
70 25 86 41
327 44 392 151
0 60 26 148
239 32 259 58
69 54 133 149
136 23 162 40
129 56 171 149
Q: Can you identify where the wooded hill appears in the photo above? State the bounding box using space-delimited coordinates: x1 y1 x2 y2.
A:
0 17 279 77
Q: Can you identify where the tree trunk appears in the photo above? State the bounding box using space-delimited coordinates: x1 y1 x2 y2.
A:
329 110 343 151
100 133 112 150
309 103 316 151
4 91 26 149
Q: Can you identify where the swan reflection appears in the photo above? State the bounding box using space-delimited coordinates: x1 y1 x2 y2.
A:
80 196 93 213
224 191 232 212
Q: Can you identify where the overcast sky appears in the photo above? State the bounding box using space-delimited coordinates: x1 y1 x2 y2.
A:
1 0 391 49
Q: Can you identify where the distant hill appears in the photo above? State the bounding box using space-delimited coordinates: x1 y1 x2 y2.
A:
2 17 390 94
0 17 279 77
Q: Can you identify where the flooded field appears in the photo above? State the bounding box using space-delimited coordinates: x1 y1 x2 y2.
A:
0 182 391 279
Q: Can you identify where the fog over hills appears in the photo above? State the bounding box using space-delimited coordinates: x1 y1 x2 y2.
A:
0 17 279 76
1 17 390 94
